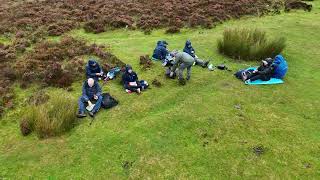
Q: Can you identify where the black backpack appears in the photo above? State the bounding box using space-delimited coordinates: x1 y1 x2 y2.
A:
101 93 118 109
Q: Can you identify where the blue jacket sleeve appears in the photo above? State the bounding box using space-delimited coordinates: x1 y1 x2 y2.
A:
82 83 89 101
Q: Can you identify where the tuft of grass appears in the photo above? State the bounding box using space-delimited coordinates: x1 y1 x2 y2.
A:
22 92 78 138
218 28 286 61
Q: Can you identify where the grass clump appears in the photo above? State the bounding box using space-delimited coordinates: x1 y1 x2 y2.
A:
21 92 78 138
218 28 286 61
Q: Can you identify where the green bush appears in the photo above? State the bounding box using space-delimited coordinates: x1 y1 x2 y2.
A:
217 28 286 61
22 92 78 138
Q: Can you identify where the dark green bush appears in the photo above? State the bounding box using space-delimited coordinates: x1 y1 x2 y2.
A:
217 28 286 61
22 92 78 138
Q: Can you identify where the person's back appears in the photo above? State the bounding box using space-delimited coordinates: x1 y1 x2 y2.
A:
152 41 168 61
175 52 195 66
272 55 288 79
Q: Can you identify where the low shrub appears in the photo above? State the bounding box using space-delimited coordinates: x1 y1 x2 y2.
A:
217 28 286 61
21 92 78 138
165 26 181 34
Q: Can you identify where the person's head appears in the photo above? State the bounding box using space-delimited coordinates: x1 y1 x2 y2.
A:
265 58 273 65
261 60 268 66
87 78 95 87
170 50 179 57
126 64 133 73
162 41 168 48
186 40 192 48
88 59 97 67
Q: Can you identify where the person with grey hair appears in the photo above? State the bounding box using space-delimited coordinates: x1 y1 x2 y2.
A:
77 78 103 118
169 51 195 85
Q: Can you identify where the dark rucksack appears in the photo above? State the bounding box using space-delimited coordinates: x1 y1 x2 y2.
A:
101 93 118 109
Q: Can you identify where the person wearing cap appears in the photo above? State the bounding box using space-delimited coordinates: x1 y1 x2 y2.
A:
169 51 195 84
183 40 209 68
77 78 103 118
122 65 148 94
86 59 104 81
152 40 169 62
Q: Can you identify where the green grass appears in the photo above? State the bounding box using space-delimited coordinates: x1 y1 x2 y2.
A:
217 28 286 60
1 2 320 178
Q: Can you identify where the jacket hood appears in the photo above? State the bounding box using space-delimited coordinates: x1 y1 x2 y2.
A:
125 64 132 72
88 59 97 66
185 40 192 47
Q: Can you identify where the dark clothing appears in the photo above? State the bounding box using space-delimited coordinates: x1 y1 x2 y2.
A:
152 41 169 61
122 71 138 85
247 65 274 81
78 80 102 113
183 40 195 58
122 66 140 92
86 60 103 80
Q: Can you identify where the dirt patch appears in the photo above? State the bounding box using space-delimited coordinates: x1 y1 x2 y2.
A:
152 79 162 87
139 55 153 70
252 145 266 156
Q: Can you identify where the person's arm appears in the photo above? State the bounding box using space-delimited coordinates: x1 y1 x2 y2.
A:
258 66 274 75
122 74 128 85
95 83 102 97
82 83 89 102
98 65 104 75
86 66 97 77
134 72 138 81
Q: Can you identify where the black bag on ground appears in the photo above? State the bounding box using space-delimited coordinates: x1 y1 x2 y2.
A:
101 93 118 109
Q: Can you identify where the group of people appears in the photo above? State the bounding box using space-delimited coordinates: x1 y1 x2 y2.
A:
77 60 148 118
77 40 288 118
152 40 210 84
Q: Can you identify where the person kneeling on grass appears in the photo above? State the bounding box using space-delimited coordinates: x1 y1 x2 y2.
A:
169 51 195 85
152 41 169 62
86 59 104 81
183 40 209 68
77 78 103 118
122 65 148 94
242 58 274 83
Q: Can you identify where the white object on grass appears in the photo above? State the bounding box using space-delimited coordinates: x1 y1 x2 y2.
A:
86 104 95 112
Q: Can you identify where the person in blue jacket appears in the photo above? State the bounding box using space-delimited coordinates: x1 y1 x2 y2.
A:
183 40 209 68
86 59 104 81
77 78 103 118
152 41 169 62
122 65 148 94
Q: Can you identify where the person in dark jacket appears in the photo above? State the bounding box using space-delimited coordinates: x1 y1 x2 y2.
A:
169 51 195 84
152 41 169 62
77 78 103 118
183 40 209 68
122 65 148 94
242 58 275 82
86 59 104 81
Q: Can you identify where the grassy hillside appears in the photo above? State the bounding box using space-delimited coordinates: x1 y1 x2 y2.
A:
1 1 320 179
